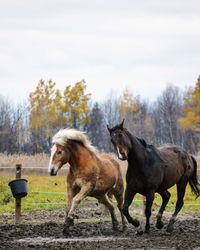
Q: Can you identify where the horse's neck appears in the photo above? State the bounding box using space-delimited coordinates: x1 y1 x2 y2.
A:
129 135 147 165
68 144 93 170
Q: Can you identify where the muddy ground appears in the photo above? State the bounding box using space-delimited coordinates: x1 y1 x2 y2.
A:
0 199 199 250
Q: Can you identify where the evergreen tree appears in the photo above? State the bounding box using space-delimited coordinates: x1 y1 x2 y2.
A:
87 102 107 151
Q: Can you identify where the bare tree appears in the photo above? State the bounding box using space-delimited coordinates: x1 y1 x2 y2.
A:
0 96 29 154
0 96 13 152
152 85 184 146
101 92 120 127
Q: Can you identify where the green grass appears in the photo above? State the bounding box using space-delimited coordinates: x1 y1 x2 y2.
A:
133 185 200 212
0 175 199 214
0 176 67 213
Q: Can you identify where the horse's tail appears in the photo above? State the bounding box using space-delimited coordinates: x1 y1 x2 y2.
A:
189 155 200 199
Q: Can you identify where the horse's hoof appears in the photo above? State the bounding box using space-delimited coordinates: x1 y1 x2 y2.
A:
112 221 119 231
166 223 174 233
122 224 127 232
136 229 143 236
135 225 143 235
113 224 119 231
166 218 175 233
156 220 164 229
132 219 140 227
113 226 120 232
65 217 74 227
113 224 121 232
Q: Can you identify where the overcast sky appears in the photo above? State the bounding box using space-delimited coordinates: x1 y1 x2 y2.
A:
0 0 200 103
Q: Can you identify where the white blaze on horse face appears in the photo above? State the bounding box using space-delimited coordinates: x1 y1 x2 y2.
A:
116 146 124 160
48 144 57 173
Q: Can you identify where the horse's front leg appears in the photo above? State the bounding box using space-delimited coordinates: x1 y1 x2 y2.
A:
144 190 155 233
65 183 77 218
122 187 139 227
64 183 93 230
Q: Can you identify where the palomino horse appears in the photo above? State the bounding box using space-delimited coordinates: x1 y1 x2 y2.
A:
48 128 126 232
107 119 200 234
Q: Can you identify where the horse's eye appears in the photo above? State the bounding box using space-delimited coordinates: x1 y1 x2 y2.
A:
112 132 117 137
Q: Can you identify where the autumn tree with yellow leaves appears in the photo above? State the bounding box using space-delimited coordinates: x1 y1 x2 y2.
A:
180 76 200 133
28 79 91 152
117 89 139 125
62 80 91 129
29 80 59 136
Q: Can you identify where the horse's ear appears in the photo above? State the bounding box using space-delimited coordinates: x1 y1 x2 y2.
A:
107 125 111 133
119 119 125 129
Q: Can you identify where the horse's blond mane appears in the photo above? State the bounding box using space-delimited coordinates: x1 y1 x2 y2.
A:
52 128 97 153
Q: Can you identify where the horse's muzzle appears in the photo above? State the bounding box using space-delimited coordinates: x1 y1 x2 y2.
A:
50 168 57 176
115 146 128 161
118 155 128 161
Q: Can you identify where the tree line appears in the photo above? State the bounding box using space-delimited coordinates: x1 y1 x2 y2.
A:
0 77 199 155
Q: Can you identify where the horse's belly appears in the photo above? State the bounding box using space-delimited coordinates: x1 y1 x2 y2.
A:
89 187 112 197
158 165 184 191
90 176 116 197
89 189 109 197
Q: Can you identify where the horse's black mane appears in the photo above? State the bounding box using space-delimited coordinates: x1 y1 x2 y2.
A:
123 128 150 148
112 125 157 151
123 128 163 162
136 137 148 148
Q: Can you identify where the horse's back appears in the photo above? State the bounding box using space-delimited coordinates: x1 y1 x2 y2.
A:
98 153 120 177
98 153 121 171
159 145 193 171
97 153 123 190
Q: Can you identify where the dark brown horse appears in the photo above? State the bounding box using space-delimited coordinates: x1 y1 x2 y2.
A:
107 119 200 234
48 128 126 232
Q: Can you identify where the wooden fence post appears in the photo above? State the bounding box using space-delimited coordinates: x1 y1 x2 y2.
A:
15 164 22 224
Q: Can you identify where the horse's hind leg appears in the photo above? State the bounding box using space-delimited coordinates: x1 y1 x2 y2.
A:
112 190 127 231
100 191 113 215
166 179 187 232
156 190 171 229
98 194 119 230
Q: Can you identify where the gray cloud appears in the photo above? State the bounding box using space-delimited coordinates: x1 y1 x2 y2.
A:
0 0 199 102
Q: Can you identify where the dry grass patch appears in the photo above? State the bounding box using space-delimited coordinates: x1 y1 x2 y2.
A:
0 153 51 176
0 153 49 168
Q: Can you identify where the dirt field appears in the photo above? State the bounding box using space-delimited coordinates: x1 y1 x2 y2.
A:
0 199 199 250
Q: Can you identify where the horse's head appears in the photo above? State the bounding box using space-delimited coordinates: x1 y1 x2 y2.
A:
107 119 132 161
48 144 70 176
